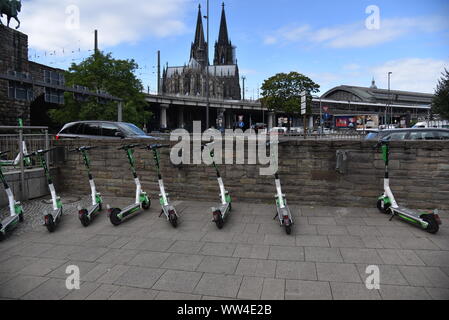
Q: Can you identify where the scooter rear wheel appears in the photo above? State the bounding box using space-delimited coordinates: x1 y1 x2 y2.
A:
19 213 24 222
45 214 56 233
169 211 178 228
79 209 90 227
109 208 122 226
377 199 391 214
284 218 292 235
421 214 439 234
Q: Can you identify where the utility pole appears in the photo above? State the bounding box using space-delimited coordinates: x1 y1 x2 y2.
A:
157 50 161 95
94 30 98 56
242 76 246 101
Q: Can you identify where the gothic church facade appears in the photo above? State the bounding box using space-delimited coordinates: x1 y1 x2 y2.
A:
162 3 241 101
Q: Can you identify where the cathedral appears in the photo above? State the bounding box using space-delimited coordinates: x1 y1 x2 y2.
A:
162 3 241 101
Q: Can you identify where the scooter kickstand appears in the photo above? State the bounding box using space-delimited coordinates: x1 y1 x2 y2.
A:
389 213 395 222
159 210 164 218
273 213 279 220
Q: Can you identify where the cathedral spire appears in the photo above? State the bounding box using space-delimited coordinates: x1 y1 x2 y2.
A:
214 2 234 66
217 2 229 44
190 4 208 66
194 4 206 47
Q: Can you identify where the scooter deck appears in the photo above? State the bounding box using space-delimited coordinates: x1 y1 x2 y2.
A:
277 205 292 220
391 206 422 217
87 203 101 217
121 203 141 213
163 204 177 214
215 203 230 214
1 215 19 228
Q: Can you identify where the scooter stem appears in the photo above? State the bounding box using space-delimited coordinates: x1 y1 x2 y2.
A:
135 178 142 204
217 177 227 205
275 178 285 209
89 179 97 206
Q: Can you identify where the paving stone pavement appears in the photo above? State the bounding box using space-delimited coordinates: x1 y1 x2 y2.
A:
0 196 448 300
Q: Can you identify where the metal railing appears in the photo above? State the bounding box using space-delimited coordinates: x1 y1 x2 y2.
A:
0 125 53 201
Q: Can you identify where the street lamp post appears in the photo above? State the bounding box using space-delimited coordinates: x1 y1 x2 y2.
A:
205 0 210 129
388 72 392 127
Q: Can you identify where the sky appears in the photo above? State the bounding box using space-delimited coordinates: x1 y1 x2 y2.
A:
15 0 449 97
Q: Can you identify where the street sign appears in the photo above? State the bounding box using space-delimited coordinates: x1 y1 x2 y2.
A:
300 91 307 115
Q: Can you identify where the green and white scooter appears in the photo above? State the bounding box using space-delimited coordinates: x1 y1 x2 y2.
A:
202 142 232 229
143 144 179 228
375 140 441 234
108 144 151 226
72 146 103 227
0 151 24 240
268 141 294 235
0 119 32 167
28 148 63 232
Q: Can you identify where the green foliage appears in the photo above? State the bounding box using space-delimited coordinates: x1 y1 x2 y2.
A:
260 72 320 115
49 51 150 127
432 69 449 120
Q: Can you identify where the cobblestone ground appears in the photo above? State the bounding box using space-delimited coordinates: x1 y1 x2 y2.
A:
0 195 448 300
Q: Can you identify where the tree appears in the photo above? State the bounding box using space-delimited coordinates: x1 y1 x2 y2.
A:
49 51 150 127
260 72 320 126
432 69 449 120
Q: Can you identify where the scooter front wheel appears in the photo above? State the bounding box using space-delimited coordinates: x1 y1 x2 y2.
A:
109 208 122 226
79 209 90 227
142 200 151 210
45 214 56 233
19 213 24 223
421 214 439 234
377 199 391 214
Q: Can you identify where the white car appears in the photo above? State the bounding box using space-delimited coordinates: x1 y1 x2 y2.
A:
269 127 287 135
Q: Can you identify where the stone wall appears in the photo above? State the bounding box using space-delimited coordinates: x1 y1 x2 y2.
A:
0 25 65 126
0 168 61 207
0 25 30 125
54 139 449 210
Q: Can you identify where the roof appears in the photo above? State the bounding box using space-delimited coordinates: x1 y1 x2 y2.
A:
322 85 434 105
165 64 238 78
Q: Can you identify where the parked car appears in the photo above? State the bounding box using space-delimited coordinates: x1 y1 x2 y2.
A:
269 127 287 135
288 127 304 134
412 120 449 129
364 128 449 141
56 121 156 140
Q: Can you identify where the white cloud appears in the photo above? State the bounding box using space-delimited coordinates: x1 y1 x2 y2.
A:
264 16 449 48
371 58 449 93
19 0 189 52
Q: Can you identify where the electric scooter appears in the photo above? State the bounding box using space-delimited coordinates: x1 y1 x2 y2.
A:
28 148 63 232
108 144 151 226
71 146 103 227
202 142 231 229
0 151 24 240
143 144 179 228
268 141 294 235
375 140 441 234
0 119 32 167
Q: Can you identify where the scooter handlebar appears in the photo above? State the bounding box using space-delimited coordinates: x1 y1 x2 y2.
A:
373 139 389 149
117 144 143 150
70 146 97 152
26 147 57 157
145 144 170 150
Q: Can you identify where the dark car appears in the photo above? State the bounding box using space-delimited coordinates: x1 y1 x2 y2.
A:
364 128 449 141
56 121 156 140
